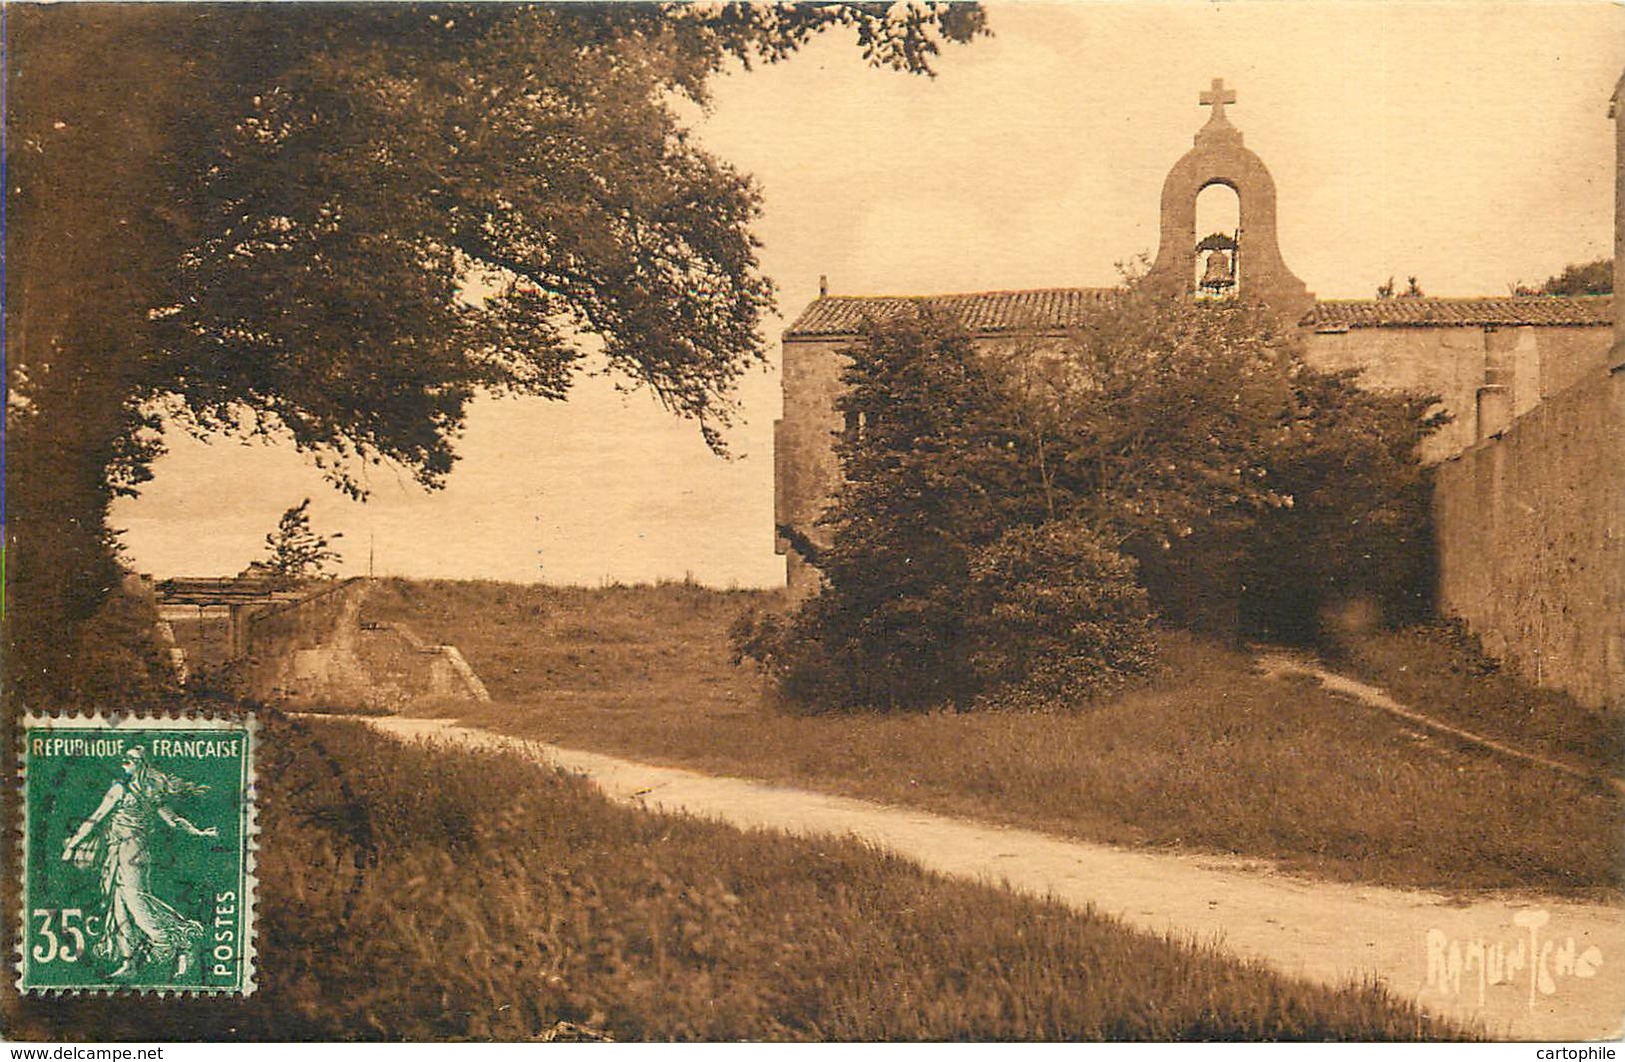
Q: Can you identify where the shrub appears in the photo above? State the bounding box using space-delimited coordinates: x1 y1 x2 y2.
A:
1234 368 1443 640
965 522 1157 707
62 576 183 709
1011 285 1443 640
748 293 1444 711
746 310 1036 711
732 594 937 713
740 312 1156 712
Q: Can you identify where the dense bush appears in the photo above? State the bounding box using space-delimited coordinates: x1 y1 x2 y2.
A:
10 573 188 713
966 522 1156 707
999 285 1444 639
735 546 1155 713
744 291 1443 711
1234 371 1440 640
737 311 1155 711
63 581 184 708
752 288 1448 713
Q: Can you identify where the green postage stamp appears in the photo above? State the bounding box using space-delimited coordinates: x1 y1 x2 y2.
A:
17 714 257 995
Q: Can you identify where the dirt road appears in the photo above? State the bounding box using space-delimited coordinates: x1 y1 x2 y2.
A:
364 717 1624 1041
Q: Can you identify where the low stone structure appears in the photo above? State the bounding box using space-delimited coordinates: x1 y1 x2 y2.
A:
159 577 490 712
1424 70 1625 712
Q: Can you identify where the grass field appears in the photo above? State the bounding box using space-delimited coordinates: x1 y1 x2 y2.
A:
364 578 1624 897
1327 622 1622 780
3 716 1460 1041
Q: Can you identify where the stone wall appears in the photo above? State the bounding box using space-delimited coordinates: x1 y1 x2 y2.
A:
353 621 492 710
1302 324 1613 463
775 336 849 591
237 579 490 711
1432 368 1625 711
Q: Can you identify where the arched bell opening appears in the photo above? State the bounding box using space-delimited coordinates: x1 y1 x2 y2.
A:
1193 181 1241 299
1143 80 1314 321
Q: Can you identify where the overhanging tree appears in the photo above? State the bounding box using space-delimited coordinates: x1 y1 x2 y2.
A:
4 3 987 705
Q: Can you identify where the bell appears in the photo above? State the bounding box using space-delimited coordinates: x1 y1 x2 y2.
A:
1201 249 1234 290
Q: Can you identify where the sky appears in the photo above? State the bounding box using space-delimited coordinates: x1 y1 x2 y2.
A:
111 1 1625 588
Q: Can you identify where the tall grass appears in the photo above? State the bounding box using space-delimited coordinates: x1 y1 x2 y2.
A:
2 716 1462 1041
364 579 1624 897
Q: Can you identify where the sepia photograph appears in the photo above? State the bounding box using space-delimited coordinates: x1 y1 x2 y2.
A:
3 0 1623 1047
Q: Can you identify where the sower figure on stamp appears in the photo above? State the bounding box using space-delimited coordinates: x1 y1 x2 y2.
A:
62 746 218 978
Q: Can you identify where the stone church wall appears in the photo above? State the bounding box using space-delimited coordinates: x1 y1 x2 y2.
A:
1302 325 1613 463
775 333 1071 591
1431 367 1624 711
775 337 847 589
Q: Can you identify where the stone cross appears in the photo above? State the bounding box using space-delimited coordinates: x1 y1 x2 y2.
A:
1200 78 1237 122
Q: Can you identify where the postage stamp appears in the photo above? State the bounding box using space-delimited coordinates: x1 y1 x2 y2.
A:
16 713 257 995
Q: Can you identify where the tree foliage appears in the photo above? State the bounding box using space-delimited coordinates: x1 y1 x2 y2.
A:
3 3 987 705
741 288 1444 711
965 522 1156 707
1235 367 1442 638
1003 285 1444 637
737 312 1154 712
1536 258 1612 296
246 500 345 587
1510 258 1613 296
804 312 1043 709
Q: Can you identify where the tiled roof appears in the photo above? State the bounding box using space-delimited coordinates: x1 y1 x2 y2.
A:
784 289 1613 338
784 288 1115 337
1305 296 1611 329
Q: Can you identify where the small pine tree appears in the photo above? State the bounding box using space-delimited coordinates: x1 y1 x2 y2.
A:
249 499 343 586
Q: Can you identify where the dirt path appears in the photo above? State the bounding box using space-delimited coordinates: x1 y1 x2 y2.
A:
362 716 1624 1041
1256 652 1623 794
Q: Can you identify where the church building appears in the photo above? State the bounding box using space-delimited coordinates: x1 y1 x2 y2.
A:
773 79 1622 710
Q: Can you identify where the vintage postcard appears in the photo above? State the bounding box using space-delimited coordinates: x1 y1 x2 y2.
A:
3 0 1622 1047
